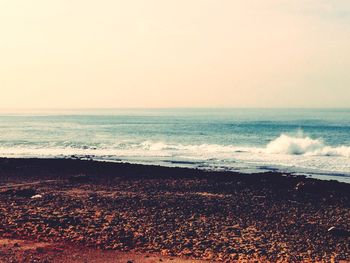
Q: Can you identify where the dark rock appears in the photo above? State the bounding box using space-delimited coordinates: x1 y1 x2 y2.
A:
328 227 350 237
68 174 90 183
2 188 37 198
36 247 45 253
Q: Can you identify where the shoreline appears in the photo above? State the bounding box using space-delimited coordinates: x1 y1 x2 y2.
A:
1 155 350 183
0 157 349 262
1 154 350 184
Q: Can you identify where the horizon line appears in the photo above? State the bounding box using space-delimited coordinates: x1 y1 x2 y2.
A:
0 107 350 111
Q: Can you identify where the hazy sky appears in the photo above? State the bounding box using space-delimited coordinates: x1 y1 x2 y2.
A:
1 0 350 108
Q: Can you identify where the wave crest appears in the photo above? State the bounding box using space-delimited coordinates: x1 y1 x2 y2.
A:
265 133 350 157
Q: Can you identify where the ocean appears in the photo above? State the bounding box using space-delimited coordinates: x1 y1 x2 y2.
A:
0 108 349 183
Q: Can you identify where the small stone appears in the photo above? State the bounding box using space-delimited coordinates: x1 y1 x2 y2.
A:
31 194 43 199
36 247 44 253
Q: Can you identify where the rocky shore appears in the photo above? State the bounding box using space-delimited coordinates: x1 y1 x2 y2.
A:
0 158 349 262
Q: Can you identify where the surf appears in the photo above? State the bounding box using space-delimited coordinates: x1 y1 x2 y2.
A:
265 132 350 158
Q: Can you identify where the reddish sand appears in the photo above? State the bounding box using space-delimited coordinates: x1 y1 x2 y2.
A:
0 238 208 262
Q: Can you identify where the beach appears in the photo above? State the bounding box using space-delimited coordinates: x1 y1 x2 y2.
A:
0 158 349 262
3 0 350 260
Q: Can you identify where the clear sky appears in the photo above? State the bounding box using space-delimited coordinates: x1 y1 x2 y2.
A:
1 0 350 108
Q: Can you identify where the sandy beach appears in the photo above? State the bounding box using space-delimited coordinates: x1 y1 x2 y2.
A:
0 158 349 262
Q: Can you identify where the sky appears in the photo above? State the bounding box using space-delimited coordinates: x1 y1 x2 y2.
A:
0 0 350 108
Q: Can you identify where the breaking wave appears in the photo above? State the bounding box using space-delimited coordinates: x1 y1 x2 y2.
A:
139 133 350 158
0 133 349 159
265 133 350 157
0 132 349 182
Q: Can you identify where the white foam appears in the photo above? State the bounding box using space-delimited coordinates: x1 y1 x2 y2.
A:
265 133 350 157
0 133 349 182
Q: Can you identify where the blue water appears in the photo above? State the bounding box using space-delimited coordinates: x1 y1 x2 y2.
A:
0 108 349 183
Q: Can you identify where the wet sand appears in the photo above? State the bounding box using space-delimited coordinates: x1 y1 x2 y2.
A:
0 158 349 262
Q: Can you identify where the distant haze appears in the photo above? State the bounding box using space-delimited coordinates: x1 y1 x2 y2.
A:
1 0 350 108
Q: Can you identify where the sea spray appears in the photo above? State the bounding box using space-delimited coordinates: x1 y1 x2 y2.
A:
265 133 350 157
265 133 324 155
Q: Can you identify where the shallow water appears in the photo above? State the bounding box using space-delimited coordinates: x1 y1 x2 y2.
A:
0 108 349 183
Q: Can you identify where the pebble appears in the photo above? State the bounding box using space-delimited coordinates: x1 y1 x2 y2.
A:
0 168 349 262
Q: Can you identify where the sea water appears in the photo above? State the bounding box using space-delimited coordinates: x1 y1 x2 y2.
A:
0 108 349 183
